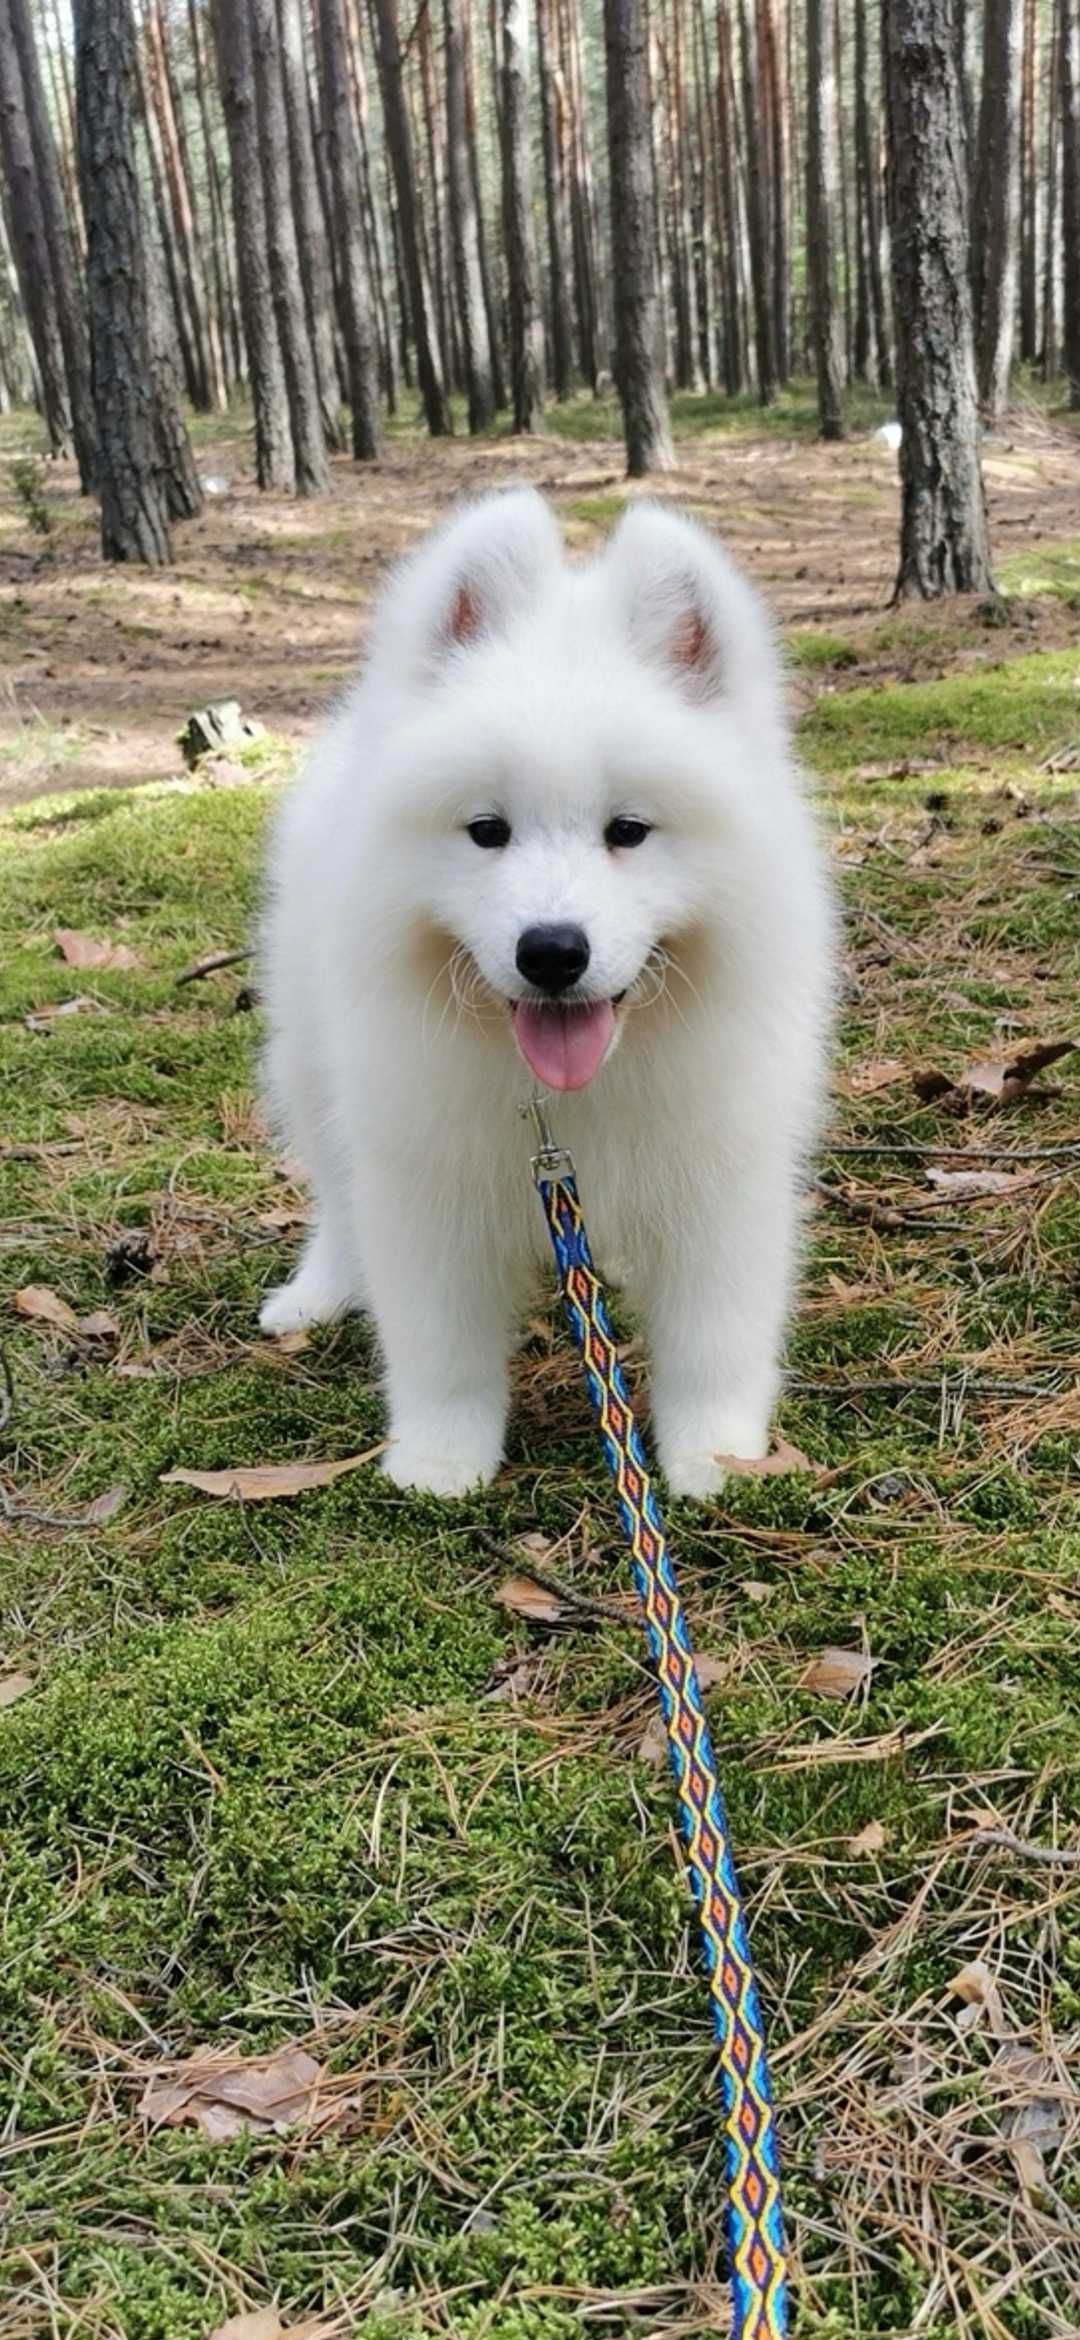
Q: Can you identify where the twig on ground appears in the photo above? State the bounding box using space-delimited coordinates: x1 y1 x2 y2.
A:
959 1828 1080 1869
788 1372 1068 1400
474 1527 628 1624
824 1139 1080 1162
175 947 254 987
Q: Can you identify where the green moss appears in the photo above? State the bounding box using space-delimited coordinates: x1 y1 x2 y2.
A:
0 628 1077 2334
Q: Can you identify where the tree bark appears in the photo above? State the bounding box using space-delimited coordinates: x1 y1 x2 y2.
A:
4 0 96 485
561 0 604 388
1042 0 1061 379
143 217 203 520
806 0 845 437
371 0 451 433
854 0 891 385
737 0 775 399
278 0 344 446
760 0 789 381
1062 0 1080 406
500 0 544 428
0 10 72 455
144 0 225 411
603 0 673 473
72 0 172 561
1018 0 1038 362
970 0 1021 426
249 0 330 489
212 0 295 487
884 0 994 597
536 0 574 398
714 1 744 392
445 0 496 426
187 0 244 385
316 0 380 456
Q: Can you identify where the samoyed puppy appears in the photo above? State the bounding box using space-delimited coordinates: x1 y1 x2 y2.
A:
259 489 833 1497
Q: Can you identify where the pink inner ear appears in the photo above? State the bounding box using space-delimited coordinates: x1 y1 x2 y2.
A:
671 605 710 675
448 581 481 645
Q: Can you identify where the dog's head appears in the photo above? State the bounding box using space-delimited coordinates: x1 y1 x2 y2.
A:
363 488 788 1090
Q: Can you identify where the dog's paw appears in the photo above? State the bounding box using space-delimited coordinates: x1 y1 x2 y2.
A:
381 1444 498 1498
382 1408 504 1497
259 1275 347 1336
658 1411 769 1500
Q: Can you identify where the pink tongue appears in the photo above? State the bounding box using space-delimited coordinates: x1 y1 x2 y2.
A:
513 998 615 1091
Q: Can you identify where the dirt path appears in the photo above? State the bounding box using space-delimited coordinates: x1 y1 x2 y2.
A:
2 399 1079 805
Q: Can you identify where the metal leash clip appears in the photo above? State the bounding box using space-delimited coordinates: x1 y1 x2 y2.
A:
523 1088 576 1187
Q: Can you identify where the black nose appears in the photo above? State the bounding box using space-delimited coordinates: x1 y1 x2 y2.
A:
516 922 591 995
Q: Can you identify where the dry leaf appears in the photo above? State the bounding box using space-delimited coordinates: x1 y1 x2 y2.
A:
914 1038 1075 1113
946 1958 1008 2039
0 1672 33 1710
83 1483 129 1524
716 1437 816 1477
997 2046 1063 2199
799 1646 874 1700
841 1057 907 1098
13 1284 78 1331
78 1309 120 1342
742 1579 775 1604
54 927 141 972
848 1818 888 1856
695 1653 729 1689
494 1573 566 1624
207 2314 285 2340
257 1205 310 1233
26 994 101 1030
637 1713 668 1766
141 2046 327 2139
161 1447 384 1501
925 1166 1026 1199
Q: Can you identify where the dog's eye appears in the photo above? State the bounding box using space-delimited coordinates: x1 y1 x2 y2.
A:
605 816 652 849
467 816 511 849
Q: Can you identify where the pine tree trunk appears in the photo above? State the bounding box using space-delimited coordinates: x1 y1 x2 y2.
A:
854 0 891 386
806 0 845 437
884 0 993 597
371 0 451 432
737 0 775 399
761 0 789 381
143 217 203 519
72 0 172 561
833 0 853 379
187 0 244 386
133 26 201 405
561 0 603 388
144 0 225 411
445 0 497 426
714 0 744 391
0 9 73 454
249 0 330 489
316 0 380 456
536 0 574 398
1042 0 1061 379
4 0 96 485
278 0 344 446
1018 0 1038 361
603 0 673 473
500 0 544 428
211 0 295 487
971 0 1021 426
1062 0 1080 405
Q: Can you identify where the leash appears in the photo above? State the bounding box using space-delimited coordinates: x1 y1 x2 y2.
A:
527 1096 789 2340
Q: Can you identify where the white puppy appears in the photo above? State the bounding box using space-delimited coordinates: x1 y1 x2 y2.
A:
259 490 834 1497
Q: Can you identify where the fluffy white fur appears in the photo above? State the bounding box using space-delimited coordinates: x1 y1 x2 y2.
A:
259 489 834 1497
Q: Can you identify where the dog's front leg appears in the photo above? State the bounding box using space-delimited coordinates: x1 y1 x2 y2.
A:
361 1188 514 1497
644 1168 797 1499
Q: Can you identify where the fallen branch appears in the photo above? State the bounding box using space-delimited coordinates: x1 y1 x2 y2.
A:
175 947 254 988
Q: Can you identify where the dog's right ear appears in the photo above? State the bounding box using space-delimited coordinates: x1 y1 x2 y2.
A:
368 489 563 683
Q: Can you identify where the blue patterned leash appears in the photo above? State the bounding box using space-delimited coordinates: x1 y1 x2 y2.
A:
527 1096 789 2339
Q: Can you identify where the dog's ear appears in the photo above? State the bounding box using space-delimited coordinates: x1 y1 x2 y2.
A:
370 489 563 682
603 505 783 728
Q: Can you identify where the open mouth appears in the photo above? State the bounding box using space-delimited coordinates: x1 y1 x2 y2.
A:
511 996 620 1092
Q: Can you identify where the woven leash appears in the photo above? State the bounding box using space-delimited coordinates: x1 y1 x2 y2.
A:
528 1099 789 2340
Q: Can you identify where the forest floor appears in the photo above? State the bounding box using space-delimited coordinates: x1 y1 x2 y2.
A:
0 384 1079 2340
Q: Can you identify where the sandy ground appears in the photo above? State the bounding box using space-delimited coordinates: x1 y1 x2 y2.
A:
1 399 1079 805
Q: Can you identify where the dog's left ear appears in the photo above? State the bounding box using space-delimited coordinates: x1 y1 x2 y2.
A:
603 505 782 727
